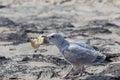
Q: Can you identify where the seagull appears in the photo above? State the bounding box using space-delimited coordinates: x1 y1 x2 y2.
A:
44 33 106 78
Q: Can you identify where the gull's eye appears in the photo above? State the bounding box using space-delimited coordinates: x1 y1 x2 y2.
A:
51 35 55 38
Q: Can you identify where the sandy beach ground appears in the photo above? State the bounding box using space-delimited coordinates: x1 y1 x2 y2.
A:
0 0 120 80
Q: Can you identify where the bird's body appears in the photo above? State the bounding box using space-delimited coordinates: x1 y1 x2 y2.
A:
62 42 105 65
46 33 106 78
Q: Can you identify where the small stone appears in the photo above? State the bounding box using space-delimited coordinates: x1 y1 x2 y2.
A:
22 57 30 61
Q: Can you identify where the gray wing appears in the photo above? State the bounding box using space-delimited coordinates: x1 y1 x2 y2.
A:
63 44 96 65
70 42 95 50
63 44 106 65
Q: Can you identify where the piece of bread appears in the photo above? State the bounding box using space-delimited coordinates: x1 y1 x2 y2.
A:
30 35 47 49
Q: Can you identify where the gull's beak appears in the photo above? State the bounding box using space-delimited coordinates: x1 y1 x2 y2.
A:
41 35 49 44
29 35 49 49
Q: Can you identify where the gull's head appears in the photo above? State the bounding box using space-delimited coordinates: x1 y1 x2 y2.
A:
46 33 65 45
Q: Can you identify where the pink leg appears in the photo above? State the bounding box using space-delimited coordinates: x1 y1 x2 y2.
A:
62 67 73 78
76 66 85 77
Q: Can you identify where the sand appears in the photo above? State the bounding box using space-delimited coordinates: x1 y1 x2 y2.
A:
0 0 120 80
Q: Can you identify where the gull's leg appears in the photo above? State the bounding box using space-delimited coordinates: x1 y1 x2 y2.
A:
76 65 85 77
62 67 73 78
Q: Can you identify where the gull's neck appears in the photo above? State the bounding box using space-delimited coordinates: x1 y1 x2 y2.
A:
55 39 69 52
